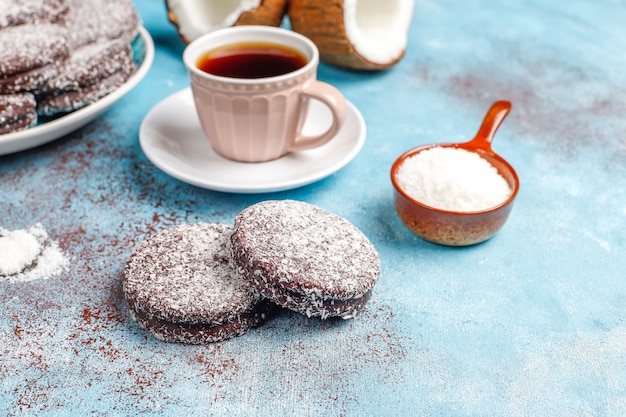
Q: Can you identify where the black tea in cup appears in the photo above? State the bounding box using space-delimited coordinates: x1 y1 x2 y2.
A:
197 42 308 79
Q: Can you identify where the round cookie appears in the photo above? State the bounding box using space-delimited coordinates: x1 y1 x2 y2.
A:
0 0 69 28
0 23 69 94
231 200 381 319
36 67 134 116
39 40 133 93
36 40 135 116
65 0 140 49
0 93 37 135
123 223 273 344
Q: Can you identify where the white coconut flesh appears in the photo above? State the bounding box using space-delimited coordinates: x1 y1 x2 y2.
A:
167 0 261 42
344 0 414 65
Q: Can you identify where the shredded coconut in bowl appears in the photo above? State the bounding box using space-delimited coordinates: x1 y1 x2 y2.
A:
0 223 69 283
396 147 512 212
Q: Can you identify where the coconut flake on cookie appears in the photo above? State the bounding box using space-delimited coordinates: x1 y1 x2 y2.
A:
0 24 69 77
0 0 69 28
0 93 37 134
231 200 380 319
123 223 273 344
65 0 141 48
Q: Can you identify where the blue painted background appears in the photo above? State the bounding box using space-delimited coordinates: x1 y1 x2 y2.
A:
1 0 625 415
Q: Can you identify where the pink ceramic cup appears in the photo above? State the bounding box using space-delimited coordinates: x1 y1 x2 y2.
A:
183 26 347 163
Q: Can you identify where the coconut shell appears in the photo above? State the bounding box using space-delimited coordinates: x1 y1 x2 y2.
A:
288 0 406 71
166 6 191 44
235 0 288 27
166 0 288 44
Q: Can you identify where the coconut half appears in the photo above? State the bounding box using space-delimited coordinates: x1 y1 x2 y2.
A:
166 0 288 43
288 0 415 70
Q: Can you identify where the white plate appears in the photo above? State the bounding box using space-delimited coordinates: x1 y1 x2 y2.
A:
0 27 155 156
139 88 366 193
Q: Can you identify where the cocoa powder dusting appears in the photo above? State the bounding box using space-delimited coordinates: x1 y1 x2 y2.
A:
171 304 409 415
0 116 196 413
413 49 626 164
0 94 409 414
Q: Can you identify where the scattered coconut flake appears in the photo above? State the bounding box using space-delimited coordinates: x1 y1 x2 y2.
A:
0 228 41 275
0 223 69 283
396 147 512 212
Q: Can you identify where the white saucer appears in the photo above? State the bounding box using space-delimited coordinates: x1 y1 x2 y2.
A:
0 27 154 156
139 88 366 193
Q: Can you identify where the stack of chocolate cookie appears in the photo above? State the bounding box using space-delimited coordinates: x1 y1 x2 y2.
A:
123 200 381 344
0 0 140 134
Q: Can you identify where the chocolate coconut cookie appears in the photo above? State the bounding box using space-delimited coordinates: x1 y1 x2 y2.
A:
65 0 140 49
37 40 135 116
0 0 142 133
0 93 37 134
123 223 273 344
0 23 70 94
231 200 380 319
0 0 69 28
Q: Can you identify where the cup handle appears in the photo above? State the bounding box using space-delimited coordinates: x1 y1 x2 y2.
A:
288 81 347 152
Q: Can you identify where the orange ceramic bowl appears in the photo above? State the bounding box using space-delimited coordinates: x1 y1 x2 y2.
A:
390 101 520 246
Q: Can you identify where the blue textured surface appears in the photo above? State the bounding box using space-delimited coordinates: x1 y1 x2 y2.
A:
2 1 626 415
